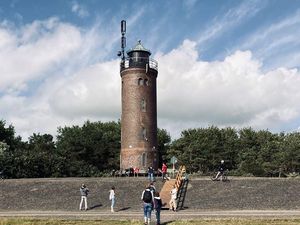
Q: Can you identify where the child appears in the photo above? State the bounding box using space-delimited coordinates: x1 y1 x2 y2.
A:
109 186 116 212
169 185 177 211
154 192 162 225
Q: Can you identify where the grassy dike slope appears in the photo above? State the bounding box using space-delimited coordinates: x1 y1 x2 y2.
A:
0 177 300 211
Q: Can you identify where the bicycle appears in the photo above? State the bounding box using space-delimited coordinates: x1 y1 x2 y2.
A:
210 170 229 182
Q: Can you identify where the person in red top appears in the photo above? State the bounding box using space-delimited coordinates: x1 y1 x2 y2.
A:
162 162 168 181
133 167 139 177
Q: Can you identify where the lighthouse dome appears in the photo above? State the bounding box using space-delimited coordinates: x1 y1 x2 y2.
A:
127 40 151 58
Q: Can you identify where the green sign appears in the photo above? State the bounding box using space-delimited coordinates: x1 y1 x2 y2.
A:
170 156 178 164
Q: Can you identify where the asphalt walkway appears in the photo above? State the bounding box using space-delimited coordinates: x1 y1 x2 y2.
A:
1 210 300 220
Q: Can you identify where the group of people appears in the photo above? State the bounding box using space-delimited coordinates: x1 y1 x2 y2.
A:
79 183 116 213
141 182 162 225
79 181 176 225
79 182 165 225
141 182 178 225
78 162 182 225
147 162 169 182
110 162 169 181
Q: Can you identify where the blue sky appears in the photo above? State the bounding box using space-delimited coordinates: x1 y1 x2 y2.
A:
1 0 300 140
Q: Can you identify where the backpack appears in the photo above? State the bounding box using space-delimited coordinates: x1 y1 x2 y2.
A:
143 190 152 203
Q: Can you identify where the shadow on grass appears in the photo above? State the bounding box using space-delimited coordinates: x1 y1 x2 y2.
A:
161 221 176 225
161 206 189 211
89 204 102 210
118 207 131 211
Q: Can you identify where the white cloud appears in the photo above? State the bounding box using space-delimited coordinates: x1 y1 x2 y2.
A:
0 8 149 139
156 40 300 137
0 18 82 92
0 60 121 139
71 1 89 18
0 17 118 138
48 60 120 119
197 0 265 46
234 9 300 70
242 9 300 50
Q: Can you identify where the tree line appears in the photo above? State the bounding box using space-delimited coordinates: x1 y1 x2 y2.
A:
0 119 299 178
169 127 300 177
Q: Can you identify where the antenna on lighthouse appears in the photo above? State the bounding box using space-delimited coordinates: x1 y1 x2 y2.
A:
118 20 126 66
121 20 126 35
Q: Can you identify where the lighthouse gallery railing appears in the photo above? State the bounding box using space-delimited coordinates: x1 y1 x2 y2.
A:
121 57 158 71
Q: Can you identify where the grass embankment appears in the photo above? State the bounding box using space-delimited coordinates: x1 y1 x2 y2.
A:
1 219 300 225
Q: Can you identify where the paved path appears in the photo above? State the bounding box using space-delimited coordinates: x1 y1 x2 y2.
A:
1 210 300 221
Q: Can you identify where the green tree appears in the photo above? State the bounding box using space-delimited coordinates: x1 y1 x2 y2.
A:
168 126 229 174
157 128 171 167
24 133 57 177
256 131 283 176
0 120 25 178
56 120 121 177
219 127 239 171
237 128 265 176
282 132 300 174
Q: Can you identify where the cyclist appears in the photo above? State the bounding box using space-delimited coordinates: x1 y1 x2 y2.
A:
213 160 226 181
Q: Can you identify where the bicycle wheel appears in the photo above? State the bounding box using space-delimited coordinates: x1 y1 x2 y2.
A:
221 174 229 182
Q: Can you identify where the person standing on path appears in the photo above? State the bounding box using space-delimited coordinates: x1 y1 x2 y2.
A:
109 186 116 212
154 191 162 225
169 185 177 212
147 166 154 182
134 167 139 177
79 184 89 211
141 184 155 225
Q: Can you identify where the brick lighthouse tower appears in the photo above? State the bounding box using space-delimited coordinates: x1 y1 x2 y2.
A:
118 21 158 170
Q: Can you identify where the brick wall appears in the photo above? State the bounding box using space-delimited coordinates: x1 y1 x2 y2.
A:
120 67 158 170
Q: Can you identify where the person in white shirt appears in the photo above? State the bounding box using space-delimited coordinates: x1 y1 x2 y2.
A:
109 186 116 212
169 185 177 211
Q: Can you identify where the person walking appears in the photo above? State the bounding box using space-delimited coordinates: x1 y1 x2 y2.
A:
141 184 155 225
169 185 177 212
149 182 156 194
109 186 116 212
154 192 162 225
79 184 89 211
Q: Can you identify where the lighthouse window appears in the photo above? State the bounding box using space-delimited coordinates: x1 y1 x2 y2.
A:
141 127 147 140
138 78 143 86
142 153 146 167
141 98 146 112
